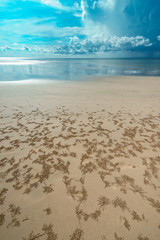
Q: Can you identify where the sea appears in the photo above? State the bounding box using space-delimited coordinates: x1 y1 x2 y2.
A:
0 58 160 82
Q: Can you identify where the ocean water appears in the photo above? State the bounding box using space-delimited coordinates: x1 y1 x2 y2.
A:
0 58 160 82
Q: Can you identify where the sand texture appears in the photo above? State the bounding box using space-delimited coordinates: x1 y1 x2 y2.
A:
0 76 160 240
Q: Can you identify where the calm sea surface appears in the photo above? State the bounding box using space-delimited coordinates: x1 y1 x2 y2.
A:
0 58 160 81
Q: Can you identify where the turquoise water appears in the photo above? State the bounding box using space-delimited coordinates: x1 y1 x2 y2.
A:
0 58 160 81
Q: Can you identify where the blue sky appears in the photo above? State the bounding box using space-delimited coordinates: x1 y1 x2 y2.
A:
0 0 160 57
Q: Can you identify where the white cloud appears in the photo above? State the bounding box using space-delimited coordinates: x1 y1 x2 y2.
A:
0 45 31 52
80 0 160 45
0 35 153 55
0 0 74 11
52 35 153 54
95 0 115 10
107 36 152 48
35 0 75 11
81 0 87 20
0 17 84 45
40 0 63 9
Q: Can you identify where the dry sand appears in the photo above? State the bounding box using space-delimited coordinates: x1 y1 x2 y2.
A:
0 76 160 240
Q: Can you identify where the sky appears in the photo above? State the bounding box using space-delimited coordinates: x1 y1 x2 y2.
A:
0 0 160 57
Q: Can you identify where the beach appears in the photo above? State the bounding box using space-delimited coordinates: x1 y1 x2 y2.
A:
0 76 160 240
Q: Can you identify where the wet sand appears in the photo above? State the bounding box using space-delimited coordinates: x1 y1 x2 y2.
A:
0 76 160 240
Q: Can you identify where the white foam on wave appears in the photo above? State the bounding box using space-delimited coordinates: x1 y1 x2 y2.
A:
0 59 48 65
0 78 59 85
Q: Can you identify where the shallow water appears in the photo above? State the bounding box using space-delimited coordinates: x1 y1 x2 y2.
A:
0 58 160 81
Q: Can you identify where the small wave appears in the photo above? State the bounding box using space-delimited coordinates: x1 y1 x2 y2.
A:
0 59 48 65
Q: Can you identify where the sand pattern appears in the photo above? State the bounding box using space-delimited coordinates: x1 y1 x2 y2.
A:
0 103 160 240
